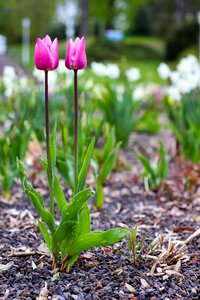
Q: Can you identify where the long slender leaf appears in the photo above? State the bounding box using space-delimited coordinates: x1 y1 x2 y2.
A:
17 158 45 208
77 138 95 192
94 179 104 209
68 228 128 256
99 142 121 183
28 191 56 234
38 220 52 252
51 221 76 255
40 159 67 214
61 188 94 223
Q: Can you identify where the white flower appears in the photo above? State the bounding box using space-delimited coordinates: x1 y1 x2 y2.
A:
132 85 145 101
33 67 57 93
57 59 66 74
177 55 198 75
125 67 141 81
3 66 17 81
91 62 120 79
165 86 181 101
106 63 120 79
157 63 171 80
33 68 44 82
91 62 107 77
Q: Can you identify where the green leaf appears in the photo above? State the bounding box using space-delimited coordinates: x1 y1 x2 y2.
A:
61 188 94 223
38 220 52 252
103 127 116 158
17 158 45 209
60 204 91 260
157 142 168 180
73 204 91 237
134 150 157 180
40 158 67 214
28 191 56 234
56 158 74 190
94 179 104 209
68 228 128 256
51 221 76 255
99 142 121 183
77 138 95 192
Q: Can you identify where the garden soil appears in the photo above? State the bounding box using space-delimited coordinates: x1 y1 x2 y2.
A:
0 132 199 300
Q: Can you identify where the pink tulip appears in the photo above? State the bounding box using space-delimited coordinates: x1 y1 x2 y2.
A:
34 35 59 71
65 37 87 70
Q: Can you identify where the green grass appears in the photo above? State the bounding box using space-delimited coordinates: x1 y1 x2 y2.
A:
8 35 165 83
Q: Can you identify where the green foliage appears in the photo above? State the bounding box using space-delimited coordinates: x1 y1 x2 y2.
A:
135 141 168 191
96 82 139 147
1 0 57 43
17 128 128 272
128 225 146 266
165 89 200 162
0 119 31 195
93 127 121 209
166 20 198 60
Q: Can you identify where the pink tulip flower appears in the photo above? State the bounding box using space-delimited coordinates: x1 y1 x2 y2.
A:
65 37 87 70
34 35 59 71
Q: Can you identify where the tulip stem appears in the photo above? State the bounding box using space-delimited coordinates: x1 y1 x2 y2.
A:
45 70 54 217
74 70 78 195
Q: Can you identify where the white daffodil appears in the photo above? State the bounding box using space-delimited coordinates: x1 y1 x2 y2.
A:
157 63 171 80
125 67 141 82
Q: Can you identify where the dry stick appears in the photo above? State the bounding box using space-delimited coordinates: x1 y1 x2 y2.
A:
9 251 48 257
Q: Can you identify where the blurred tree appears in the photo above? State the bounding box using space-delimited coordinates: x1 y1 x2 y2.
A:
79 0 89 36
151 0 200 37
1 0 57 43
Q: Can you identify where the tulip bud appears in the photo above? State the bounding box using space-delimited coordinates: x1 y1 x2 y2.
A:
65 37 87 70
34 35 59 71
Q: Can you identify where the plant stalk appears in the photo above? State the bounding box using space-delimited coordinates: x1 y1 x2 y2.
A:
74 70 78 195
45 70 54 216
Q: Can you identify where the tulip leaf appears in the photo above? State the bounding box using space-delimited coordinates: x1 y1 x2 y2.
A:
99 142 121 183
27 191 56 234
38 220 52 253
103 127 116 158
40 158 67 214
56 158 74 190
51 221 76 255
61 188 94 224
17 158 45 208
68 228 128 256
77 137 95 193
94 179 104 209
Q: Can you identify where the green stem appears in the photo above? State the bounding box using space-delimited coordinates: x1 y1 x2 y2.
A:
74 70 78 195
45 70 54 217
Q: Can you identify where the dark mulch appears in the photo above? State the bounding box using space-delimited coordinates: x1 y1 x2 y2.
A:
0 132 200 300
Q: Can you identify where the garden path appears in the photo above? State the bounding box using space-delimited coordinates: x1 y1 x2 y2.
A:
0 54 29 76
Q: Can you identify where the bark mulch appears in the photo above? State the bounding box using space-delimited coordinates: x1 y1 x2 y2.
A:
0 132 199 300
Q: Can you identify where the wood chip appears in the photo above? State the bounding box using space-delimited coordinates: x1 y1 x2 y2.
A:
125 283 136 293
0 262 14 272
36 282 48 300
114 268 123 275
140 278 150 288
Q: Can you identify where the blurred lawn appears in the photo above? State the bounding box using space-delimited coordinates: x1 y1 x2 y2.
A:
8 36 165 83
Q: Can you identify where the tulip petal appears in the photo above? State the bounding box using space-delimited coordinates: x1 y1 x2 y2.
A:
43 35 52 47
65 39 76 69
74 37 80 48
50 38 59 69
34 38 54 71
73 37 87 70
